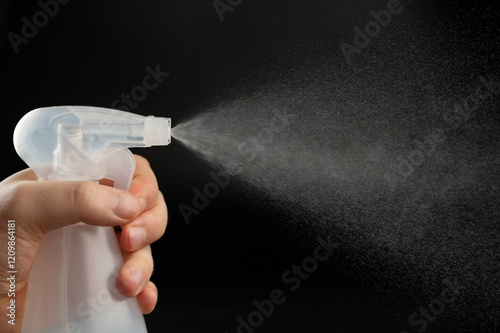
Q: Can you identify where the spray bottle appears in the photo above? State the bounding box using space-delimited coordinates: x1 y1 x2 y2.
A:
13 106 171 333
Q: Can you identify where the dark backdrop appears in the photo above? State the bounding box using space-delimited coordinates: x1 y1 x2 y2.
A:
1 1 499 332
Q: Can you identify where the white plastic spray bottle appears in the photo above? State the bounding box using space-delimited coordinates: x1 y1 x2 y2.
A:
13 106 171 333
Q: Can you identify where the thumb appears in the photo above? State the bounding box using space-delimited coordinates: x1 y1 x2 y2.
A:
9 178 141 235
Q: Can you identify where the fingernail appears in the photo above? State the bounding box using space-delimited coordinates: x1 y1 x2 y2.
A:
116 279 126 295
129 268 143 291
129 227 147 250
114 192 139 219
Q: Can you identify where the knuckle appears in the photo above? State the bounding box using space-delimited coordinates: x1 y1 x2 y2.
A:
152 214 167 239
135 154 151 167
158 190 165 202
4 182 30 211
150 257 155 276
145 247 154 275
141 215 161 243
132 174 158 200
145 176 159 197
12 182 30 200
161 209 169 231
158 191 167 213
148 207 167 239
160 193 168 225
71 182 96 214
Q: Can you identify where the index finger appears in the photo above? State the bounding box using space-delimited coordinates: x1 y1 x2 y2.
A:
129 155 159 212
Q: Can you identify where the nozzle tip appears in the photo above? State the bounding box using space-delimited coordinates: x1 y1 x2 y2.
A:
145 116 171 146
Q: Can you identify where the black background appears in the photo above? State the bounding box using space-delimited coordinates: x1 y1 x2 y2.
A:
1 1 499 332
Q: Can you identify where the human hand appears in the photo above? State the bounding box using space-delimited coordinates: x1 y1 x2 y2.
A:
0 155 167 332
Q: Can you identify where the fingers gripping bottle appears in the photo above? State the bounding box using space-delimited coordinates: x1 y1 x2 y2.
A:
13 106 171 333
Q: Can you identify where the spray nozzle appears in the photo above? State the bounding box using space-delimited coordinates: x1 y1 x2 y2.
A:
145 116 171 146
14 106 171 180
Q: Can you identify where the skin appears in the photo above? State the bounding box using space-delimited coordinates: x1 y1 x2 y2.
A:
0 155 168 332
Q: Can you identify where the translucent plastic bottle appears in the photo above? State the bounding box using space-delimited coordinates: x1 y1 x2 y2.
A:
13 106 171 333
